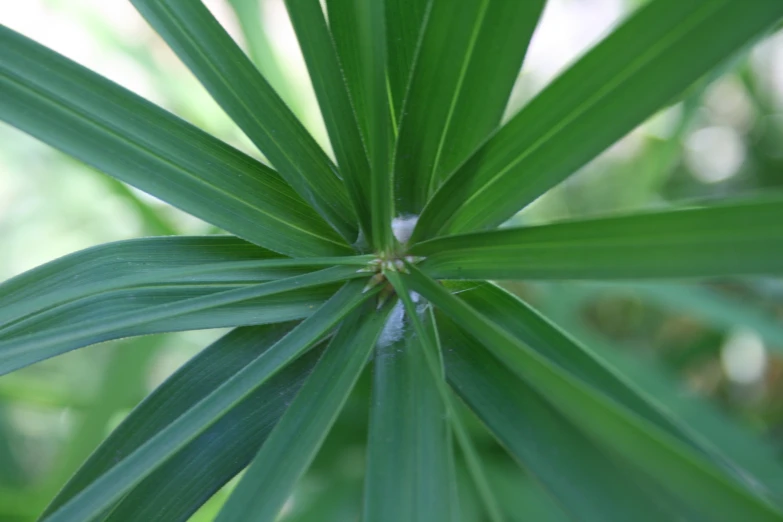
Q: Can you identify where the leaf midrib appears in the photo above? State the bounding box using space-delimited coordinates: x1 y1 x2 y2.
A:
425 0 491 198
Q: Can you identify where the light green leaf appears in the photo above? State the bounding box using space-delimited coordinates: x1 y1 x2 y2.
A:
0 266 363 375
41 280 375 522
44 323 320 521
412 0 783 241
0 26 349 257
325 0 394 252
363 298 457 522
413 198 783 280
131 0 358 243
439 315 685 522
285 0 373 244
394 0 544 213
216 303 392 522
402 265 783 522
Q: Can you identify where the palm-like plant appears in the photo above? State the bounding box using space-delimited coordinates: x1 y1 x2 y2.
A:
2 0 783 520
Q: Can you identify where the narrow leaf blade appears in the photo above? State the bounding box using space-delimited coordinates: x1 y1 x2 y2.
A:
285 0 374 243
0 266 363 375
412 198 783 280
0 26 349 257
386 272 503 522
326 0 394 251
45 323 319 521
402 266 783 522
439 315 686 522
131 0 358 243
42 281 375 522
413 0 783 240
216 303 392 522
363 299 457 522
385 0 429 121
394 0 544 213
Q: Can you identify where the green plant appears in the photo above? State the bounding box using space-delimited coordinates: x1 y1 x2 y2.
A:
1 0 783 520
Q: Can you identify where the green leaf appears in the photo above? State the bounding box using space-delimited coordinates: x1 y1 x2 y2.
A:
439 315 685 521
227 0 306 121
325 0 394 251
384 0 428 122
394 0 544 213
412 198 783 280
131 0 358 244
285 0 373 244
2 283 334 346
41 280 375 522
412 0 783 241
385 272 503 522
0 236 368 331
0 26 349 258
401 265 783 522
0 266 363 375
215 303 392 522
363 298 457 522
441 281 783 503
446 283 750 472
44 323 319 521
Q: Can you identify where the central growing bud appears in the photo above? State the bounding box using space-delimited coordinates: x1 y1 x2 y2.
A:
359 215 425 304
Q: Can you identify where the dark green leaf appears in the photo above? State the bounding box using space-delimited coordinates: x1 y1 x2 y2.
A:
386 272 503 522
325 0 394 251
0 266 363 375
402 265 783 522
413 198 783 280
363 298 457 522
42 281 375 522
131 0 358 243
0 26 349 257
227 0 305 120
44 323 319 522
413 0 783 241
216 303 392 522
439 315 684 522
394 0 544 213
285 0 374 244
385 0 429 121
0 236 368 331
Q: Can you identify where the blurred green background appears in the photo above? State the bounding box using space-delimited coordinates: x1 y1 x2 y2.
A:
1 0 783 520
